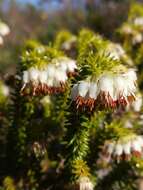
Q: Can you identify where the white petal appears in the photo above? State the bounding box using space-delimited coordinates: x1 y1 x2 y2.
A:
114 76 124 93
98 75 114 98
78 81 89 97
114 143 123 156
125 79 136 96
107 142 115 155
29 68 39 81
123 69 137 82
88 82 98 99
47 64 56 78
123 142 131 155
58 62 68 72
114 75 129 99
47 78 54 87
39 70 48 83
23 71 29 83
54 69 67 82
67 59 77 72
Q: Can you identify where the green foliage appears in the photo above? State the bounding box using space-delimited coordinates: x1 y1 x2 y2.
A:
77 29 121 78
72 159 91 179
20 40 64 70
68 116 90 162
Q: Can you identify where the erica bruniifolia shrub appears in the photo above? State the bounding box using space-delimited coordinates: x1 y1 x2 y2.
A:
5 27 143 190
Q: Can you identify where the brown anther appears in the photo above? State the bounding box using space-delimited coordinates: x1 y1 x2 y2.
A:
85 98 95 111
75 96 85 109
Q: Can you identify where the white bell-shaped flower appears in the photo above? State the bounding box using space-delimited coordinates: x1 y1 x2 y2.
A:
29 68 39 82
123 141 131 155
107 142 115 155
54 69 68 83
114 143 123 157
58 61 68 72
39 70 48 84
47 64 56 78
88 82 98 99
66 59 77 73
78 81 89 98
47 78 54 87
114 75 125 97
98 74 114 99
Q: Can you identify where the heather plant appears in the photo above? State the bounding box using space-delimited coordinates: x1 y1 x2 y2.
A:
1 2 143 190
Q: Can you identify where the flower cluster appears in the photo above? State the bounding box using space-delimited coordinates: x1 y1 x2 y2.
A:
120 24 143 45
106 43 133 66
107 43 125 61
71 68 137 111
102 135 143 163
21 57 77 96
0 21 10 45
77 177 94 190
119 15 143 45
